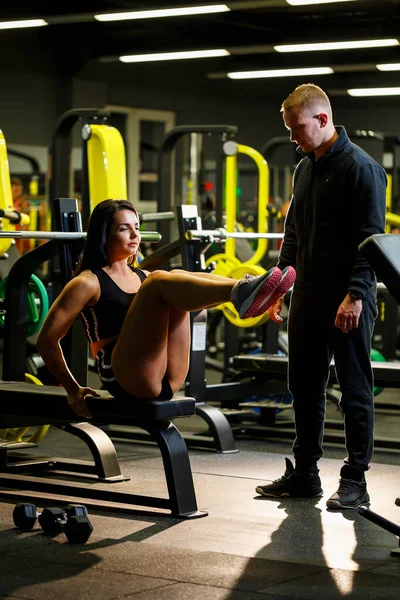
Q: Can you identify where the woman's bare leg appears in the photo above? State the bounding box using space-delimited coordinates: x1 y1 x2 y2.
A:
112 267 281 398
145 269 236 312
165 308 191 392
172 269 237 283
165 271 232 386
111 270 234 397
166 271 234 386
170 269 236 308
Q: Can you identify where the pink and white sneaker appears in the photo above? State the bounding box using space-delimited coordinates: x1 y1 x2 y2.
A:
231 267 282 319
268 266 296 307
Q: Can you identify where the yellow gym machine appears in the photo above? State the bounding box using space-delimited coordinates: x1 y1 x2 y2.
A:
48 109 127 230
1 116 128 445
0 131 30 256
84 122 127 210
0 130 47 444
205 140 277 328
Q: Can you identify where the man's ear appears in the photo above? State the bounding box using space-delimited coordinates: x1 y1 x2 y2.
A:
317 113 328 127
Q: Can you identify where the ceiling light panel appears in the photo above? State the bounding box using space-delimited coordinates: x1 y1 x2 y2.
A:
0 19 48 30
376 63 400 71
95 5 230 22
287 0 358 5
275 39 399 53
228 66 333 79
347 87 400 96
120 49 230 63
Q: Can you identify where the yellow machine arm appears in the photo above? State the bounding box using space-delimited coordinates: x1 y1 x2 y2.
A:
386 211 400 228
86 124 128 211
225 142 269 265
0 130 16 255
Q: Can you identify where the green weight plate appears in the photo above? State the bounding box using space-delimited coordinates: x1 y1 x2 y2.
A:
0 274 49 336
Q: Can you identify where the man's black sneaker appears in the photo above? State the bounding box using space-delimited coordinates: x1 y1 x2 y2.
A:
255 458 323 498
326 464 370 510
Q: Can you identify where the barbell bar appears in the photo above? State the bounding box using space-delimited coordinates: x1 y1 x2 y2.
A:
139 211 175 222
185 228 284 242
0 231 161 242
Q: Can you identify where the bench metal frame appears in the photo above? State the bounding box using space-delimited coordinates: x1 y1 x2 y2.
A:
0 384 207 519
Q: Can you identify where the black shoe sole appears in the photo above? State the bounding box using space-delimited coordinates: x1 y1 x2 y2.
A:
255 487 324 498
255 488 290 497
326 492 370 510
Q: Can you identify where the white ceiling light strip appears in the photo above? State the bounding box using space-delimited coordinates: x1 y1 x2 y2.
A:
120 49 230 63
347 87 400 96
376 63 400 71
0 19 48 30
287 0 358 5
275 39 399 53
227 66 333 79
96 4 230 22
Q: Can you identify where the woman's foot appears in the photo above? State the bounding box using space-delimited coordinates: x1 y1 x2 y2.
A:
230 267 282 318
268 266 296 306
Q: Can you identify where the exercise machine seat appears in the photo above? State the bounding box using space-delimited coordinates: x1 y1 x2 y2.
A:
360 234 400 304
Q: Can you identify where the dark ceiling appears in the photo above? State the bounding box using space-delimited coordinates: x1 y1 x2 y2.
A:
1 1 400 95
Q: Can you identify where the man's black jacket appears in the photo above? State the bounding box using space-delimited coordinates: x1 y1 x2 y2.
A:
277 126 387 299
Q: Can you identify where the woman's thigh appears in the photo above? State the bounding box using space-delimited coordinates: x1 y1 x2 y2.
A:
111 274 191 397
111 276 170 397
166 308 191 393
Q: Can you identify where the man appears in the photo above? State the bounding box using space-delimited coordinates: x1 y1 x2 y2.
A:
255 84 387 509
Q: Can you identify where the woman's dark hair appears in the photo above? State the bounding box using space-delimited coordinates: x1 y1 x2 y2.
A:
76 199 139 274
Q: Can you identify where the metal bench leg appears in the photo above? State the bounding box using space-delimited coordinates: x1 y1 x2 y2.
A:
359 506 400 556
196 403 238 453
58 423 128 481
146 421 207 519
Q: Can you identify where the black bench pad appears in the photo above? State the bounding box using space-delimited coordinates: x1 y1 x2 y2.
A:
0 382 195 428
233 354 400 388
360 234 400 304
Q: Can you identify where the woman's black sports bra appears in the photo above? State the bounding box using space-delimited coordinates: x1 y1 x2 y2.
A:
79 266 147 343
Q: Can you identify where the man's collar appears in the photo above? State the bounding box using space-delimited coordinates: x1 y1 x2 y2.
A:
296 126 348 161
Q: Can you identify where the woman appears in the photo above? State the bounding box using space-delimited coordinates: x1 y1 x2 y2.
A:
36 199 295 419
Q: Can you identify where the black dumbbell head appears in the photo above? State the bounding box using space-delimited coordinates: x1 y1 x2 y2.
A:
38 507 65 536
64 504 88 519
64 515 93 544
13 503 38 530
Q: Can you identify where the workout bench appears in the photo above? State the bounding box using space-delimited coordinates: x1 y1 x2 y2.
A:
358 233 400 555
0 382 206 519
0 212 206 519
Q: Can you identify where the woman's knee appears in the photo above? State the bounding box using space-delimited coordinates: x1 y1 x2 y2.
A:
143 269 169 283
136 270 170 295
170 268 186 274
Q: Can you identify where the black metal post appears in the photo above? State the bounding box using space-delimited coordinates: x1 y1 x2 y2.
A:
157 125 237 246
48 108 110 228
2 235 84 382
176 204 237 453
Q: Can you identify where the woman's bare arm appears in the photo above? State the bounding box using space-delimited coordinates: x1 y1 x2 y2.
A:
36 272 100 417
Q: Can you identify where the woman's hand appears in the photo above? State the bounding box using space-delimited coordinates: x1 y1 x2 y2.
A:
267 297 284 323
67 387 101 419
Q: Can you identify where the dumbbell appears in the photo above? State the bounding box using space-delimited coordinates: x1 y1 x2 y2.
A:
39 506 93 544
13 502 40 530
13 502 93 544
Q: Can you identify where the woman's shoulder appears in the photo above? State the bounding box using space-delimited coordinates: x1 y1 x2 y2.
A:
75 269 99 283
68 270 101 297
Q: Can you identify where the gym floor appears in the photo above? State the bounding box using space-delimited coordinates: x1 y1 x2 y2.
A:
0 380 399 599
